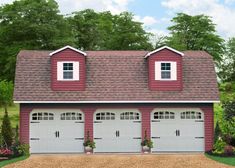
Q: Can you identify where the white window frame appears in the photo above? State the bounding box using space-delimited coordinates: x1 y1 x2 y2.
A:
57 61 79 81
63 62 74 80
155 61 177 81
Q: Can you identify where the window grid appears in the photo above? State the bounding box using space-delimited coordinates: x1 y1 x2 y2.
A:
60 112 82 120
63 63 73 79
96 112 115 120
32 112 54 120
153 111 175 119
120 112 140 120
181 111 202 119
161 63 171 79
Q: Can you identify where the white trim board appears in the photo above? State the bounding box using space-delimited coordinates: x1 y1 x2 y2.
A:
49 45 87 56
145 46 184 58
14 100 220 104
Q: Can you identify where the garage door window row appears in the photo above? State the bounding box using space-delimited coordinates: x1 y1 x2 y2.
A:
32 112 54 120
120 112 140 120
60 112 83 120
153 111 175 119
180 111 202 119
96 112 115 120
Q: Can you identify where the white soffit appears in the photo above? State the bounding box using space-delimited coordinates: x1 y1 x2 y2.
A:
145 46 184 58
49 45 87 56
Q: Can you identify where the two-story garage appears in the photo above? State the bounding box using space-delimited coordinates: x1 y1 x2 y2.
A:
13 46 219 153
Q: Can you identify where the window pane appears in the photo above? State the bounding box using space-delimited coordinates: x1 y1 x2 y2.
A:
161 71 171 79
63 71 73 79
63 63 73 70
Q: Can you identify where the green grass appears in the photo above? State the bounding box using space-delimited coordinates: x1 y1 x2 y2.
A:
0 104 19 129
0 155 29 167
206 154 235 166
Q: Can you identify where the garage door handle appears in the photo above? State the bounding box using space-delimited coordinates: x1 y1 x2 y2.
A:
195 120 204 122
195 137 204 139
75 121 84 123
151 120 160 122
30 138 40 140
94 138 102 140
151 137 160 139
133 121 141 123
133 137 141 139
94 121 102 123
30 121 40 123
75 138 84 140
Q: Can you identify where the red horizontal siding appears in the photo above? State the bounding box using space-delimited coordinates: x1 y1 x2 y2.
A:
51 48 86 91
148 49 183 91
20 103 213 152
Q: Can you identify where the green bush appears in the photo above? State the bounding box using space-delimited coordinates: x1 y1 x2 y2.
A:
16 144 30 156
214 122 222 144
1 111 13 147
213 138 227 155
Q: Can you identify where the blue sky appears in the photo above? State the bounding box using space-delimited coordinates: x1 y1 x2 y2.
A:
2 0 235 39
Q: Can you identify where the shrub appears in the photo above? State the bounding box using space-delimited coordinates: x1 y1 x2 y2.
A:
1 111 13 147
225 82 233 92
83 131 95 149
214 122 222 144
224 145 234 156
16 144 30 156
141 130 153 148
0 148 13 157
213 138 226 155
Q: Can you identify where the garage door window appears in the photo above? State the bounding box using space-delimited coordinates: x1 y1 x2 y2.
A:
60 112 82 120
120 112 140 120
180 111 202 119
153 111 175 119
32 112 54 120
96 112 115 120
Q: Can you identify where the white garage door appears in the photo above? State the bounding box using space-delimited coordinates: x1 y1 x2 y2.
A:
151 108 204 152
30 109 84 153
94 109 142 153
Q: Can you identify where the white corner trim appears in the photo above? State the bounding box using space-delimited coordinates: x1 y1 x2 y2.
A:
49 45 87 56
14 100 220 104
145 46 184 58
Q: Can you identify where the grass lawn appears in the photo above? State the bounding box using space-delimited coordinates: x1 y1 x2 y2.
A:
0 155 29 167
0 104 19 129
206 154 235 166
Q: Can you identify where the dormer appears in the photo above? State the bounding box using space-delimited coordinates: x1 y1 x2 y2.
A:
50 46 86 91
145 46 183 91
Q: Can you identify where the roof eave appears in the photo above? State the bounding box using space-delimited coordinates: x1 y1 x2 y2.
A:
145 46 184 58
49 45 87 56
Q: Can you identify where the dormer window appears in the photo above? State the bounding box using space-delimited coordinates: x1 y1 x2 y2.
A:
155 61 177 80
63 63 73 79
161 63 171 79
57 61 79 81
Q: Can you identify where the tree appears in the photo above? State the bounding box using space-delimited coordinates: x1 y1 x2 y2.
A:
0 80 13 114
166 13 224 62
218 38 235 82
0 0 73 81
69 10 153 50
1 110 14 147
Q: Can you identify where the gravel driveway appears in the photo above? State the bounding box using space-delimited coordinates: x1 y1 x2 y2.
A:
4 154 232 168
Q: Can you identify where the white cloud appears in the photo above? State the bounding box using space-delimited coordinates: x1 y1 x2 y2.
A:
224 0 235 4
0 0 133 14
58 0 133 14
162 0 235 38
134 15 158 26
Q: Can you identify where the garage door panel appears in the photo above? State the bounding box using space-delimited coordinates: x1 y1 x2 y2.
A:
30 110 84 153
151 109 205 152
94 110 141 153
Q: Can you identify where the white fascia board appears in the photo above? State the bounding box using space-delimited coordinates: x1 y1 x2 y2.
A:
14 100 220 104
145 46 184 58
49 45 87 56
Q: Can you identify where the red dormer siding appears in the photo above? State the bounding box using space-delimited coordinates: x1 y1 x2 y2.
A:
51 48 86 91
148 48 183 91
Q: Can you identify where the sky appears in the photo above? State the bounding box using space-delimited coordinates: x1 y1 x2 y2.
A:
1 0 235 39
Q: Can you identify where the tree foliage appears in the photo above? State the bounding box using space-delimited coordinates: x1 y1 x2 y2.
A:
68 9 153 50
1 110 13 147
166 13 224 61
0 0 73 81
218 38 235 82
0 80 13 113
